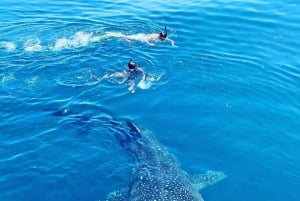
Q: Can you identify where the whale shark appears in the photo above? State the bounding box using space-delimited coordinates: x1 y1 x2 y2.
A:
103 120 226 201
44 106 225 201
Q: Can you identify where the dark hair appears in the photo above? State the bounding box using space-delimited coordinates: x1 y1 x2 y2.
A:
128 60 137 69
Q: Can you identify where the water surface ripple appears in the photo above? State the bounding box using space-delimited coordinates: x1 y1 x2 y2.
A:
0 0 300 201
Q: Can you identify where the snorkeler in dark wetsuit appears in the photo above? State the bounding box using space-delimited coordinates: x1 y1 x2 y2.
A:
104 26 177 47
125 60 146 80
101 60 146 93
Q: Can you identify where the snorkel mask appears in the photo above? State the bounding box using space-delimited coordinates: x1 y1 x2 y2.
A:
159 26 168 40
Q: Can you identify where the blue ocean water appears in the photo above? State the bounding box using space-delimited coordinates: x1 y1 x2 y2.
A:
1 0 300 200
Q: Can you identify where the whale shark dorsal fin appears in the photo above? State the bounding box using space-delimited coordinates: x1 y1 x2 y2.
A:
189 170 226 191
104 187 129 201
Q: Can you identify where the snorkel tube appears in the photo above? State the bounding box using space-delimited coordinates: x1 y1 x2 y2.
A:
164 25 167 37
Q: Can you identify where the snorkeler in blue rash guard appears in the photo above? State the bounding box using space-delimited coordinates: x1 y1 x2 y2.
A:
105 26 177 47
101 60 146 92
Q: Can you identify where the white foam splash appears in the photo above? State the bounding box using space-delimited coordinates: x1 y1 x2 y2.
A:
24 38 42 52
137 74 162 90
52 31 102 51
25 76 39 84
0 41 16 51
2 73 15 83
0 31 106 52
137 80 152 89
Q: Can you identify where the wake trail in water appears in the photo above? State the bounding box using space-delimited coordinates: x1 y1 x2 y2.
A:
0 31 109 52
51 31 105 51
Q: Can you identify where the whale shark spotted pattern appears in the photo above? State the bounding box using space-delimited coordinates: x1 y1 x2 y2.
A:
45 107 225 201
103 121 226 201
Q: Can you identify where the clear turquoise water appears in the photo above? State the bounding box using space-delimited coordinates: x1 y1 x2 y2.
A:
1 0 300 201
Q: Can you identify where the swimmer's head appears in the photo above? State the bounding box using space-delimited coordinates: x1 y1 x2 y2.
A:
159 32 167 40
159 26 168 40
128 60 137 71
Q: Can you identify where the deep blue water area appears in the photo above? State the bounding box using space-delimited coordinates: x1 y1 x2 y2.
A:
1 0 300 201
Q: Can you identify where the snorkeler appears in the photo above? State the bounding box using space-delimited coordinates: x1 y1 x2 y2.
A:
105 26 177 47
100 60 146 93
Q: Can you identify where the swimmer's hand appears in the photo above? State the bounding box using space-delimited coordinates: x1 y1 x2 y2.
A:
172 43 178 48
137 80 144 88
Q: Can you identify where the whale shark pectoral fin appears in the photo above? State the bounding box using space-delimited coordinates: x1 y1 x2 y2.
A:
189 170 226 191
103 187 129 201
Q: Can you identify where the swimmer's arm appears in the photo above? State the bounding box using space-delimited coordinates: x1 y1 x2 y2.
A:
143 35 156 46
166 38 177 47
139 68 146 81
103 71 127 83
107 72 124 78
119 77 127 84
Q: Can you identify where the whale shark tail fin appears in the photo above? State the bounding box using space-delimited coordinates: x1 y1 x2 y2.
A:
189 170 226 191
